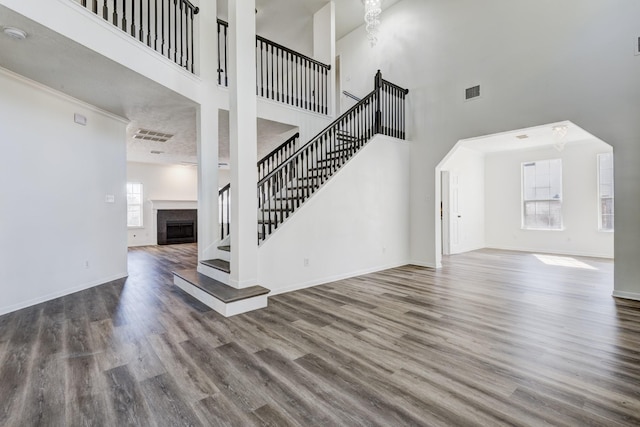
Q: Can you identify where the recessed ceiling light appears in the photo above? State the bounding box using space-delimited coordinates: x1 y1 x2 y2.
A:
516 134 529 140
3 27 28 40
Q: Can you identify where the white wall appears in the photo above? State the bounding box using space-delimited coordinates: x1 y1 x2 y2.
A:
0 68 128 315
439 147 485 254
336 0 640 298
127 162 198 247
259 135 410 294
485 141 613 258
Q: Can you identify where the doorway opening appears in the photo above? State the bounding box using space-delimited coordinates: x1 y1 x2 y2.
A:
436 120 614 276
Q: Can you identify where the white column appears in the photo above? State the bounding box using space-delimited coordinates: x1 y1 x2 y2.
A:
313 1 336 117
196 0 220 261
229 0 258 288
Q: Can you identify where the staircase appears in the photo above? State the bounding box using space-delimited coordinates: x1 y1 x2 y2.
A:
174 71 409 317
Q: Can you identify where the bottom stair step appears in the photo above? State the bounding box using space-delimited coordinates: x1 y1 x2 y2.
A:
173 269 269 304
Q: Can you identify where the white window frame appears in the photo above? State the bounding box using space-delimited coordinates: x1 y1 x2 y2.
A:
597 153 614 232
521 159 563 231
127 182 144 228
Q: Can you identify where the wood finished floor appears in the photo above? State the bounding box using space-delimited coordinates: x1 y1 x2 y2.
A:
1 245 639 426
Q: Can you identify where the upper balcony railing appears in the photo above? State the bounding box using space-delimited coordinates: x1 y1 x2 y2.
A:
217 19 331 115
75 0 199 73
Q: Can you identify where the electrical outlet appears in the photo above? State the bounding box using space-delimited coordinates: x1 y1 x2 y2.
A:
84 260 90 269
304 258 309 267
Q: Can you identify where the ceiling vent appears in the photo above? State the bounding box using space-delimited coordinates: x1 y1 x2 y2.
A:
465 85 481 100
150 150 164 154
133 129 173 142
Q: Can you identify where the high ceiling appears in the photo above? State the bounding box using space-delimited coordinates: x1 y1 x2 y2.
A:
0 1 402 165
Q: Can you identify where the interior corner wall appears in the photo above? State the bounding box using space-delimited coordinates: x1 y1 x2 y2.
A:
336 0 640 296
258 135 410 294
0 68 128 315
485 141 614 258
440 147 486 254
127 162 198 247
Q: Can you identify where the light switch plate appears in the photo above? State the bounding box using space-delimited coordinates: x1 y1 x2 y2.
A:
105 194 115 203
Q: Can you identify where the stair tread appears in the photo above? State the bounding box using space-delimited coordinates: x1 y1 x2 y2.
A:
218 245 230 252
201 259 230 273
173 269 269 303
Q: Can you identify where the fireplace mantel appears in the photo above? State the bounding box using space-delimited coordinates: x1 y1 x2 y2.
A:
150 200 197 211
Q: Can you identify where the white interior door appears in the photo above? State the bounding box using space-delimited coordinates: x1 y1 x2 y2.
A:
449 171 464 254
441 171 451 255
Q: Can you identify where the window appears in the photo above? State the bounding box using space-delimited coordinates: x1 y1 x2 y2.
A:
127 182 143 227
522 159 562 230
598 153 614 231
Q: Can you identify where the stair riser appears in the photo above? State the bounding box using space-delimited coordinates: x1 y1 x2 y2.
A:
216 249 231 262
197 263 231 285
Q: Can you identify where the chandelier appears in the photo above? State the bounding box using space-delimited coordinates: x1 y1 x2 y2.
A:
552 125 569 152
363 0 382 47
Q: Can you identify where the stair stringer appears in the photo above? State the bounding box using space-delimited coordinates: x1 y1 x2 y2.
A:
257 134 412 295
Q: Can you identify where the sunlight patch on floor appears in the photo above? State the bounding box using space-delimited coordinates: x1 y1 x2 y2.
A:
533 254 598 270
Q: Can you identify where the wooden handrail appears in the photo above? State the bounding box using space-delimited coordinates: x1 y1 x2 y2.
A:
258 90 377 186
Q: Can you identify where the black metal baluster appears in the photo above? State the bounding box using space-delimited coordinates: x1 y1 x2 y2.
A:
161 0 166 56
260 40 264 96
270 44 274 99
130 0 135 36
276 47 280 102
153 0 158 50
217 22 222 85
285 52 289 105
138 0 143 42
122 0 127 31
180 1 185 66
146 0 151 47
223 24 228 86
103 0 108 19
173 0 177 62
112 0 118 25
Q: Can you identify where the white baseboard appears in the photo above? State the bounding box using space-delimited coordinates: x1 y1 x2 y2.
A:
612 290 640 302
267 260 409 296
0 272 129 316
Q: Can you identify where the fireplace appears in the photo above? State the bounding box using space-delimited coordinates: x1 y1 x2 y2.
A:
157 209 197 245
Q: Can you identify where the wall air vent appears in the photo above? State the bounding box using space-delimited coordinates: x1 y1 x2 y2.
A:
133 129 174 142
465 85 481 100
636 36 640 55
516 134 529 140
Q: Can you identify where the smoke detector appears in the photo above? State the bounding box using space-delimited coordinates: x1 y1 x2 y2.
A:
3 27 28 40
